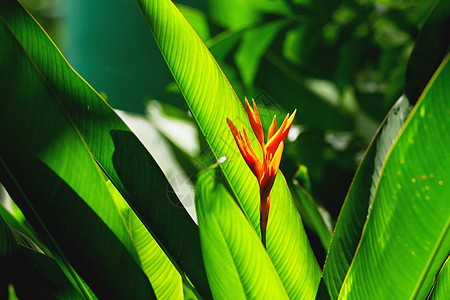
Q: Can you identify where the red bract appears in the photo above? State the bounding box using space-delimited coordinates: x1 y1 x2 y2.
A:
227 98 296 247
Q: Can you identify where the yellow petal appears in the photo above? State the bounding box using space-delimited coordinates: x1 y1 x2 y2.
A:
268 116 277 141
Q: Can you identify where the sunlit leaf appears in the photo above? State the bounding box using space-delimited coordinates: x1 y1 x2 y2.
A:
322 95 412 298
137 0 322 297
195 168 289 300
129 211 185 300
338 54 450 299
429 255 450 300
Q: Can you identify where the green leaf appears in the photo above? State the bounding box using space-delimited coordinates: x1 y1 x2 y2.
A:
405 0 450 104
235 20 289 88
290 180 332 251
205 0 261 30
0 1 209 297
0 6 155 299
429 255 450 300
207 30 244 62
195 168 289 300
322 95 412 298
106 179 189 299
136 0 321 297
117 109 198 219
129 210 185 300
338 54 450 299
176 4 210 41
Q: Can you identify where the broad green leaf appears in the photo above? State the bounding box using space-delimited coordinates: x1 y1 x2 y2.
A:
137 0 321 297
105 177 185 300
430 255 450 300
405 0 450 104
235 20 289 88
0 8 155 299
0 1 209 297
116 109 198 220
176 4 210 41
322 95 412 298
129 211 185 300
338 54 450 299
195 168 289 300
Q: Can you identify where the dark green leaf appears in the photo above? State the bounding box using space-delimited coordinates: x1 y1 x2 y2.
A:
0 1 209 296
1 215 82 299
405 0 450 104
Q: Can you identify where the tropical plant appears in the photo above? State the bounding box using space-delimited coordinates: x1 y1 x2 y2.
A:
0 0 449 299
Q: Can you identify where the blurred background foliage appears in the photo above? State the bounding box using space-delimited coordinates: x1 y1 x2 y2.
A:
21 0 436 265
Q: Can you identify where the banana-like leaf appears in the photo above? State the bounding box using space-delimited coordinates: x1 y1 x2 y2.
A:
136 0 321 297
338 54 450 299
0 1 209 297
322 96 412 298
429 255 450 300
0 8 156 299
129 212 185 300
106 178 185 300
195 168 289 299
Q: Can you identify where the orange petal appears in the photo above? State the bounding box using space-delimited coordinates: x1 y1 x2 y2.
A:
227 119 249 159
259 142 283 200
267 116 277 141
245 98 264 147
227 118 262 179
265 109 296 154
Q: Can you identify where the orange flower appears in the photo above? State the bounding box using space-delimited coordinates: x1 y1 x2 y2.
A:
227 98 296 247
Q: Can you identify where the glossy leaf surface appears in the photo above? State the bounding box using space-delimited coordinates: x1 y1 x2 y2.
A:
0 1 209 297
322 96 412 298
129 212 184 300
136 0 321 297
339 54 450 299
195 168 288 300
430 256 450 300
0 7 155 298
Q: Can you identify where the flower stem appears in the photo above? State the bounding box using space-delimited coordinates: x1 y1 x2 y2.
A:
260 197 269 249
